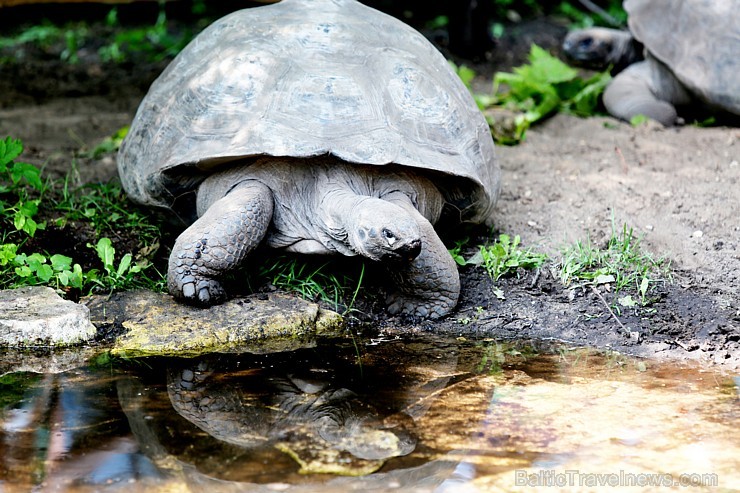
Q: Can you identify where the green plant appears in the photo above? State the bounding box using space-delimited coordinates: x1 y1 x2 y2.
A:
448 236 471 266
86 237 157 293
450 61 477 89
557 0 627 29
0 6 196 66
257 255 365 314
0 137 164 296
0 137 47 238
629 114 649 127
483 44 611 143
0 244 85 291
0 21 89 64
557 223 670 306
83 125 129 159
463 234 548 281
98 7 194 63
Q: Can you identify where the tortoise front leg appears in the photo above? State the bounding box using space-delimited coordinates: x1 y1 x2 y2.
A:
383 197 460 319
603 60 689 126
168 181 273 305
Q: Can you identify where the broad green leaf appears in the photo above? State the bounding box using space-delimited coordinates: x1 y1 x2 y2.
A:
95 238 116 271
51 254 73 272
36 263 54 282
116 253 132 277
0 137 23 166
13 212 25 232
10 162 43 190
21 217 38 237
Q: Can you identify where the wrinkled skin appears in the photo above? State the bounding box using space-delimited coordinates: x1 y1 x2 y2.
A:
168 156 460 319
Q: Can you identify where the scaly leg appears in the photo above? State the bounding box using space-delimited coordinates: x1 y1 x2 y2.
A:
168 180 273 305
603 60 690 126
383 197 459 319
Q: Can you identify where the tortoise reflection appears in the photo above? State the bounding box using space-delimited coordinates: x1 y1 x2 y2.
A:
166 357 416 475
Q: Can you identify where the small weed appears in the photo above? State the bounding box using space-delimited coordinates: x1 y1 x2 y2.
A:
1 137 47 239
448 236 471 266
1 6 196 66
557 223 671 307
479 234 548 281
98 7 194 64
458 305 485 325
85 237 160 294
82 126 129 159
629 114 649 127
464 234 547 281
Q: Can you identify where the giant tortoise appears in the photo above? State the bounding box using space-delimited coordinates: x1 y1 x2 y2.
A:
117 0 500 319
562 0 739 126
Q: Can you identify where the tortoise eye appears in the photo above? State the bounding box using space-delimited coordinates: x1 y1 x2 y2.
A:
578 37 594 49
382 228 397 245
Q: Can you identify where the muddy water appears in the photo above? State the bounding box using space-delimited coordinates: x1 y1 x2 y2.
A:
0 337 737 492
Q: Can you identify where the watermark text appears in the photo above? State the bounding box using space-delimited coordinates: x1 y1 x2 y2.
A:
514 469 718 488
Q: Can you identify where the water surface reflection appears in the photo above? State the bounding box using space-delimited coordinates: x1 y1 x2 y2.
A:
0 337 737 492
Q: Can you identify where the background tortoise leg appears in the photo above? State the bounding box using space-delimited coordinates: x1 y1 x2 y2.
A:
603 60 686 126
383 198 460 319
168 181 273 305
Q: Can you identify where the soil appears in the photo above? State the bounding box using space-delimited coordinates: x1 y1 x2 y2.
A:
0 7 737 370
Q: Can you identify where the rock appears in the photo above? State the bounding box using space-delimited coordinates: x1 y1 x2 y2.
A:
0 347 102 376
85 290 344 357
0 286 97 346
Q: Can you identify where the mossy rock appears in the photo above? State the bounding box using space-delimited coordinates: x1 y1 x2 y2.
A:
86 290 344 357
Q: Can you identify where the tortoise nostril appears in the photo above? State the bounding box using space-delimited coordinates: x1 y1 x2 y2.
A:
397 239 421 260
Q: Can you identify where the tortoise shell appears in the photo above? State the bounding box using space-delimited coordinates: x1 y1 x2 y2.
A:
117 0 499 224
625 0 739 113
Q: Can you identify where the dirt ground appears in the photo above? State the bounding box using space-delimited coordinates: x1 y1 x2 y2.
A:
0 12 737 370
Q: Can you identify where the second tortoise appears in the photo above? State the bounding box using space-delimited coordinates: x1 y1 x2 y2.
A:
563 0 739 125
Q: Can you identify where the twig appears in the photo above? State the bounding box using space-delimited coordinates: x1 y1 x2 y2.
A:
577 0 624 27
673 339 691 351
529 268 541 289
615 146 628 174
590 286 630 334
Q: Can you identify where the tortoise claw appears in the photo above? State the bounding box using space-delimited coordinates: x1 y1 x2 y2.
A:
171 271 226 307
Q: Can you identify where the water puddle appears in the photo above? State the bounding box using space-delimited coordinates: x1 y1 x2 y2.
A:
1 337 737 492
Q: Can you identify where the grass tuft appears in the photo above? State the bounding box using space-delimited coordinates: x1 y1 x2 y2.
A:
557 223 671 307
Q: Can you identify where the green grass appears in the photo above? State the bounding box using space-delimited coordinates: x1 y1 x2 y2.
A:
256 255 365 315
0 5 196 65
0 136 164 297
449 220 670 312
557 223 671 307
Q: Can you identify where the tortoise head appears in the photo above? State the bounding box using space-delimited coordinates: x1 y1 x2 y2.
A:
562 27 637 70
349 198 422 263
